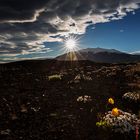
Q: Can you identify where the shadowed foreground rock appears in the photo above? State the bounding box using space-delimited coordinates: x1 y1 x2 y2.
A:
0 60 139 140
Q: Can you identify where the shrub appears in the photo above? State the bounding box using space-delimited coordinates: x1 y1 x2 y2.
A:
97 109 140 133
48 74 62 81
77 95 92 103
123 92 140 102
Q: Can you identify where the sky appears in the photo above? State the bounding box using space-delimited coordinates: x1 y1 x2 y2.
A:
0 0 140 63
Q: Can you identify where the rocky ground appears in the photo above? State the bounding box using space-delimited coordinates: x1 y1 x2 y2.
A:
0 60 139 140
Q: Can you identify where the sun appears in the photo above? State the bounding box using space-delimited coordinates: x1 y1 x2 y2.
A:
64 36 79 51
61 35 83 61
65 39 76 50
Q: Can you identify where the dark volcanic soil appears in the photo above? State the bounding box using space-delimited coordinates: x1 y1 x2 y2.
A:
0 60 139 140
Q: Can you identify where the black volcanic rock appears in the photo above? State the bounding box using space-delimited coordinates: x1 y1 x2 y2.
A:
56 48 140 63
0 60 139 140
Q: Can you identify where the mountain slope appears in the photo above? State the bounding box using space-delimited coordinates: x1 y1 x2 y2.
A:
56 48 140 63
80 47 122 54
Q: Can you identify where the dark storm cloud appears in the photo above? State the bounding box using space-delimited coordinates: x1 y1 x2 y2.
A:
0 0 50 22
0 0 139 22
0 0 140 62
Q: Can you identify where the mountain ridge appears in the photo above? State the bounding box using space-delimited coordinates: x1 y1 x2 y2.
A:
79 47 124 54
56 47 140 63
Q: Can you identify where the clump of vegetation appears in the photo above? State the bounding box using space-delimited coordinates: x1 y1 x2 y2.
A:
97 109 140 133
97 96 140 134
74 74 92 82
77 95 92 103
123 92 140 102
48 74 62 81
103 109 140 133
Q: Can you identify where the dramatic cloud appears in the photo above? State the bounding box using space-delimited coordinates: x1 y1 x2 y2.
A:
0 0 140 62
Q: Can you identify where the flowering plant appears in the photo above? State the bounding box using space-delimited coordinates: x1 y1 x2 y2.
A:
97 109 140 133
108 98 115 105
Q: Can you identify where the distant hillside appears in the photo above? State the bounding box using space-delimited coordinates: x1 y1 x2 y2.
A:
80 47 122 54
56 48 140 63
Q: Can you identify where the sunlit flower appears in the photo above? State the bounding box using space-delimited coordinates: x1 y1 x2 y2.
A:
108 98 114 105
112 108 119 116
